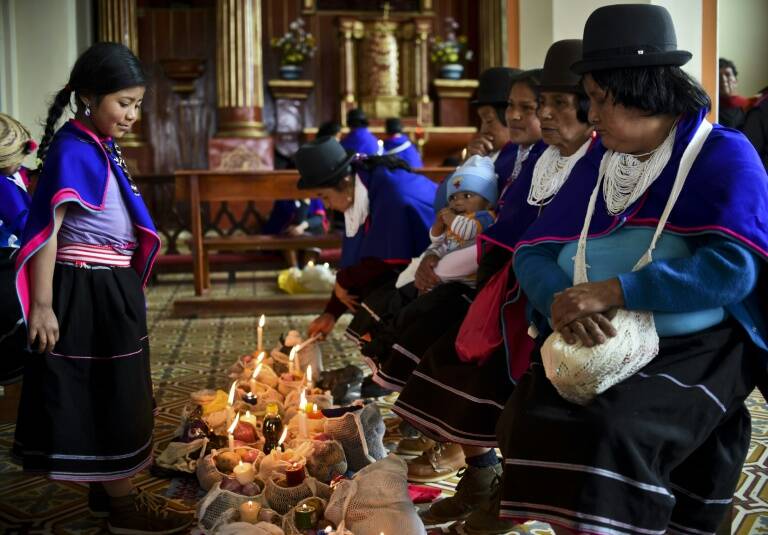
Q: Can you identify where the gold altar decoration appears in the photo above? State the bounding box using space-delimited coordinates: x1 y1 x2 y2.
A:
336 3 433 125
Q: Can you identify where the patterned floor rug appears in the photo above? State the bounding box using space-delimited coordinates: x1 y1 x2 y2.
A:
0 272 765 534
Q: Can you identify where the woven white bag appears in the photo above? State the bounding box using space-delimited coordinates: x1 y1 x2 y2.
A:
541 119 712 405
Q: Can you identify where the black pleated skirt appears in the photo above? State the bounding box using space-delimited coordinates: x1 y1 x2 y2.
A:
497 322 757 535
391 323 514 447
365 282 475 392
0 249 26 385
12 263 154 482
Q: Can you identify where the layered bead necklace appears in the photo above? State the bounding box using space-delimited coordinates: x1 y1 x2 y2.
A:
600 124 677 215
527 138 591 206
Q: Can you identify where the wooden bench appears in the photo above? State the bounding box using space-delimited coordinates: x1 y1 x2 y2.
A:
173 167 453 316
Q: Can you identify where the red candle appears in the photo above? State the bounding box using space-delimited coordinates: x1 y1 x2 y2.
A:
285 462 306 486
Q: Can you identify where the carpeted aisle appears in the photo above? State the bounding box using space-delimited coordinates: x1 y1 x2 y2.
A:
0 273 766 534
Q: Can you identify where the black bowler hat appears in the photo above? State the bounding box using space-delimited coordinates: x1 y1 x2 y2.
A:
346 108 369 128
540 40 584 93
385 117 403 135
295 137 355 190
472 67 523 106
572 4 691 74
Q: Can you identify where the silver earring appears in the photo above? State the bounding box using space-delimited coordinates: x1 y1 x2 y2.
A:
85 105 91 117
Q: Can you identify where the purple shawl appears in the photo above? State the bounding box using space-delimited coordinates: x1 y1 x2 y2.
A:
515 109 768 260
15 120 160 320
478 140 550 253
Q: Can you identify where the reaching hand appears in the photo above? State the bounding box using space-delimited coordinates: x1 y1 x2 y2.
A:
307 313 336 339
28 304 59 354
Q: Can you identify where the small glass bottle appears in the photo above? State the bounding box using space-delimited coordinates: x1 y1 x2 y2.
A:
262 402 283 454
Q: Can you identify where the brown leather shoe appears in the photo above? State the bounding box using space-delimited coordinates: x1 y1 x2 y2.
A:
397 435 436 456
407 442 465 483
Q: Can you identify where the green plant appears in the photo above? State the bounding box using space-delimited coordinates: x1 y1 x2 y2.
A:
429 18 473 66
271 18 316 66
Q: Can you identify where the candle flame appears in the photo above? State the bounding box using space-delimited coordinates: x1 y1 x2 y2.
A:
227 380 238 405
307 260 315 267
258 314 265 328
306 365 312 384
227 412 240 434
248 500 254 506
312 403 318 413
278 426 288 446
325 528 332 534
245 410 252 418
251 363 263 379
299 390 307 411
238 460 243 467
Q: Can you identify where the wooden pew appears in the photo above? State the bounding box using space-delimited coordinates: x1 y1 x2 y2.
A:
173 167 453 316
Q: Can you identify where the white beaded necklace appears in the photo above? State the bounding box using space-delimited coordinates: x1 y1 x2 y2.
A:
527 138 591 206
601 124 677 215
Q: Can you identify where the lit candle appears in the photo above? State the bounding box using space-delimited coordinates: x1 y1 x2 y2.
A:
240 410 258 429
306 364 313 390
306 260 315 267
233 460 256 485
289 345 299 375
298 391 308 439
227 412 240 451
257 314 266 353
277 426 288 451
226 380 238 427
249 362 264 393
308 403 323 419
239 500 261 523
285 461 306 486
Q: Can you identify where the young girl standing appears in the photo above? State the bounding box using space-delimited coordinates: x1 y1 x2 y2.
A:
12 43 192 534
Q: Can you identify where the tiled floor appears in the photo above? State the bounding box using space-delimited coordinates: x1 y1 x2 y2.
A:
0 273 765 534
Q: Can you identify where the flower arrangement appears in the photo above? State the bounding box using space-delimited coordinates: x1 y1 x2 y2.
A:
429 18 473 66
270 18 316 66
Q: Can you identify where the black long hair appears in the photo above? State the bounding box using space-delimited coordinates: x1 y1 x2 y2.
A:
38 42 147 162
589 65 711 116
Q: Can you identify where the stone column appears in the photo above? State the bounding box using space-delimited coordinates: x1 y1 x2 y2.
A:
209 0 273 170
97 0 152 172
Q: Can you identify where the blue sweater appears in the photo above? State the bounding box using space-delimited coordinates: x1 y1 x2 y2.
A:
514 227 760 338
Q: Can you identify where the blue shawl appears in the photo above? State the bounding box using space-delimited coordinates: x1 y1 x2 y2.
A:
15 120 160 321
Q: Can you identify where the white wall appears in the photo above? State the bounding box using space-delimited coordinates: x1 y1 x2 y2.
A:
719 0 768 96
518 0 703 83
0 0 93 164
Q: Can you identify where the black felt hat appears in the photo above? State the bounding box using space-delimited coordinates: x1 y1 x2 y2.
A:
295 137 355 190
385 117 403 135
472 67 523 106
539 40 584 93
572 4 691 75
346 108 369 128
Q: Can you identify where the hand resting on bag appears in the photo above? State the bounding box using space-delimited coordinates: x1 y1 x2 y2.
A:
551 278 625 330
560 312 618 347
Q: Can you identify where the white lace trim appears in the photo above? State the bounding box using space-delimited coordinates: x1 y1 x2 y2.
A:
600 125 677 215
527 138 591 206
343 174 370 238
